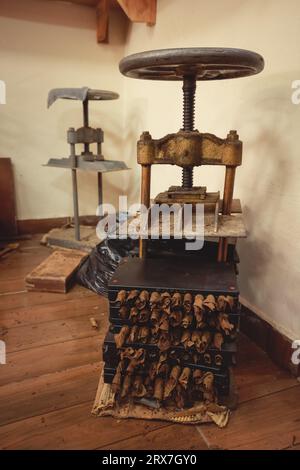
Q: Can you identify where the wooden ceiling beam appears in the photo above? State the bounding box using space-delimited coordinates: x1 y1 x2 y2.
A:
96 0 109 43
42 0 156 42
116 0 156 25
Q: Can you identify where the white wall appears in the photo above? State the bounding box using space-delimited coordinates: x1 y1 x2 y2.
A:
1 0 300 340
0 0 127 219
122 0 300 340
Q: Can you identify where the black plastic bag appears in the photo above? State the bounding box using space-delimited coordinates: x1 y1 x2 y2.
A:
76 238 138 296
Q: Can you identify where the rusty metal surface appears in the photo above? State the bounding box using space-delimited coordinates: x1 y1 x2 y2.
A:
44 158 129 173
47 87 119 107
154 188 218 206
67 127 103 145
119 47 264 81
137 130 242 167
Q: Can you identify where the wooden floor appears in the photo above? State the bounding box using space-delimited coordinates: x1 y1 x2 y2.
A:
0 236 299 450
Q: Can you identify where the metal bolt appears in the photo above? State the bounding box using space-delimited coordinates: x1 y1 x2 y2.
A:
141 131 152 140
228 130 238 140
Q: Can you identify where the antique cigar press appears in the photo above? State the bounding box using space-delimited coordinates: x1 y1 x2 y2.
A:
100 48 264 420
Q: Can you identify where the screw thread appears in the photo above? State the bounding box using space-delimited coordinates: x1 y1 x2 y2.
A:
182 76 196 189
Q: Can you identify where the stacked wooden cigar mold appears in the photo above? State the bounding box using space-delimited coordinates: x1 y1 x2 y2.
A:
103 258 241 407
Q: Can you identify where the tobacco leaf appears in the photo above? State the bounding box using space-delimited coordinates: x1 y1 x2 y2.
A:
112 290 127 306
119 305 129 320
112 361 124 394
120 347 135 360
182 313 193 329
193 306 205 329
129 307 139 324
169 309 182 328
161 292 171 313
193 369 203 385
153 377 164 401
135 290 149 310
203 294 216 312
217 313 234 335
174 384 186 409
137 326 150 344
128 325 139 343
150 308 161 325
131 375 147 398
170 326 182 346
171 292 182 308
217 295 234 312
164 365 181 399
126 348 145 374
183 292 193 313
193 294 204 309
180 329 192 349
213 332 224 350
149 291 161 309
178 367 191 389
114 325 130 349
127 289 139 303
157 331 171 351
158 313 169 332
120 373 132 398
138 309 150 324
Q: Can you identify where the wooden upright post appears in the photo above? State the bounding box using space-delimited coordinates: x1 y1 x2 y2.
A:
139 164 151 258
218 166 236 262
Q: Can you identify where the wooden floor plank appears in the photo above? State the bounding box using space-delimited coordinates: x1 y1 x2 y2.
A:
0 250 50 282
0 336 103 386
0 284 94 311
2 313 107 353
199 386 300 450
286 443 300 450
0 295 106 329
0 363 101 426
0 235 299 450
0 402 168 450
235 335 297 404
0 278 29 294
103 424 208 450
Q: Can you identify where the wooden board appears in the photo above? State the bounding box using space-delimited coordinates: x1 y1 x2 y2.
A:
199 385 300 450
0 157 17 237
235 334 297 404
0 295 107 330
0 363 102 426
0 336 102 387
0 401 166 450
122 212 247 239
25 249 88 293
3 314 102 354
43 225 101 252
105 423 207 450
0 284 94 312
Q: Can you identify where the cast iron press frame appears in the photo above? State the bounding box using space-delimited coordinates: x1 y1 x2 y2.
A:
119 48 264 260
